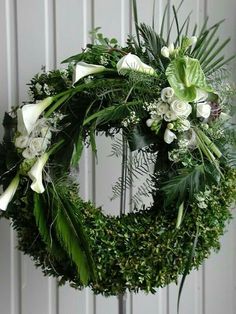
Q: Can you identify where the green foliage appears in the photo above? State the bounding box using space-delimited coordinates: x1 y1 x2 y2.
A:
7 170 236 295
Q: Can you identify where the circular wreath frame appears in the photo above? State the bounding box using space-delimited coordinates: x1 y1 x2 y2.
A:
5 169 235 296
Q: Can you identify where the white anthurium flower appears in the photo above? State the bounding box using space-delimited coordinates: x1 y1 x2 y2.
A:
117 53 155 76
15 135 29 149
17 97 54 135
180 119 191 131
73 61 105 84
0 174 20 211
196 103 211 119
161 46 170 58
195 89 208 102
170 100 192 118
156 101 169 115
164 129 177 144
28 153 49 193
161 87 175 103
164 110 177 122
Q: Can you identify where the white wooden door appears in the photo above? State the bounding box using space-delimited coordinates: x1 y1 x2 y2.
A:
0 1 236 313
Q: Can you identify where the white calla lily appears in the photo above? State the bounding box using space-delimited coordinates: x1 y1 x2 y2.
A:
0 174 20 211
73 62 105 84
17 97 54 135
164 129 177 144
28 153 49 193
117 53 155 76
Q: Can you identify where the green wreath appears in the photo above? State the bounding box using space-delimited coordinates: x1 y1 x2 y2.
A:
0 4 236 296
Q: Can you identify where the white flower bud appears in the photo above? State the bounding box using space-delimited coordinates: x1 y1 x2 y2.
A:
190 36 197 46
196 103 211 119
146 119 154 127
164 129 177 144
167 123 174 130
168 43 175 55
161 46 170 58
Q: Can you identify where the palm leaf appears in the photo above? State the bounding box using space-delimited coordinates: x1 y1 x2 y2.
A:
132 0 141 46
83 101 143 127
33 193 64 259
161 165 205 206
52 187 96 284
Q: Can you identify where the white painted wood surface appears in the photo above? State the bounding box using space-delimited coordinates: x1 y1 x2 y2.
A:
0 1 235 313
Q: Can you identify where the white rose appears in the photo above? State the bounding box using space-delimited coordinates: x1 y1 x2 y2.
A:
161 46 170 58
179 119 191 131
164 129 177 144
117 53 155 76
15 135 29 149
161 87 175 103
164 110 177 122
170 100 192 117
156 101 169 115
196 103 211 119
22 147 36 159
29 137 49 155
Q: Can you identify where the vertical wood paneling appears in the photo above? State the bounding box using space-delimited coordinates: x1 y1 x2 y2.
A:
0 1 236 314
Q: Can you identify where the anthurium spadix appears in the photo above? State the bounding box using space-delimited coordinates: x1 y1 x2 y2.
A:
17 97 54 135
28 153 49 193
117 53 156 76
73 62 105 84
0 173 20 211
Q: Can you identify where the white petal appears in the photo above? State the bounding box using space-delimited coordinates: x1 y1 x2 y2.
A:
195 89 208 102
0 174 20 211
73 62 105 84
28 153 49 193
196 103 211 119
